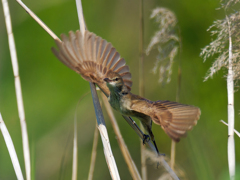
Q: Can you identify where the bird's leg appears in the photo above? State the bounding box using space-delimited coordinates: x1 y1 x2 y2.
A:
147 128 165 156
142 134 150 144
149 133 160 155
152 139 160 155
122 116 151 144
146 130 166 168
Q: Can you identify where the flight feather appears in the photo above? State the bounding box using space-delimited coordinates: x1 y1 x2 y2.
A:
130 98 201 142
52 30 132 96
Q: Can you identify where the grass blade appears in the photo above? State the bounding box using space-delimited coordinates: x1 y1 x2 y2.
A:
0 113 24 180
87 123 99 180
2 0 31 179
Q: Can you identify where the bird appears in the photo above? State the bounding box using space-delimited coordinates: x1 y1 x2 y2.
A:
103 71 201 145
52 30 201 153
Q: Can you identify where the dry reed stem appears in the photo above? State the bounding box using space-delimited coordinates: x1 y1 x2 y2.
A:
160 156 179 180
200 3 240 179
72 91 90 180
2 0 30 179
87 122 99 180
170 141 176 170
72 113 78 180
220 120 240 137
140 139 147 180
75 1 120 179
139 1 147 179
226 15 235 180
0 113 24 180
171 29 182 172
16 0 59 40
102 93 141 180
89 82 120 180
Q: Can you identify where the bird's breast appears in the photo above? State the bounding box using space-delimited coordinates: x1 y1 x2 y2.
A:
108 93 132 116
119 97 132 115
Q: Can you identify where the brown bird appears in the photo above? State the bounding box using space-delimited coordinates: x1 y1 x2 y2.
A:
52 30 201 152
103 71 200 144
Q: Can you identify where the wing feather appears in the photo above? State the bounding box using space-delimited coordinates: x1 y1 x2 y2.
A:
62 34 79 64
151 101 200 142
98 40 108 64
52 30 132 96
100 43 112 65
115 66 129 74
69 31 82 63
54 39 76 68
120 72 132 80
107 52 120 69
111 58 126 71
52 46 73 69
130 98 200 142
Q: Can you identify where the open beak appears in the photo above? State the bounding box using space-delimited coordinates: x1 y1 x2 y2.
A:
104 78 111 83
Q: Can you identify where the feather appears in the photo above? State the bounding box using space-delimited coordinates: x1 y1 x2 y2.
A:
151 101 200 141
115 66 129 74
52 30 132 96
107 52 120 69
111 58 126 71
130 97 200 142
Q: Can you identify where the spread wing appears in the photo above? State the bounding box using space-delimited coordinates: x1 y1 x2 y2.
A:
151 101 201 142
130 98 201 142
51 30 132 96
129 94 155 130
130 94 154 118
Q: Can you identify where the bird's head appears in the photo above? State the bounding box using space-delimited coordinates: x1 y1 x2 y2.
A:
104 72 124 92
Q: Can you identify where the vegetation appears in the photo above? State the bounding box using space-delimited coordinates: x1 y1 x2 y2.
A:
0 0 240 179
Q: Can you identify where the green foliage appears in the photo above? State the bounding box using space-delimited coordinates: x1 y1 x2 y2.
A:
0 0 240 180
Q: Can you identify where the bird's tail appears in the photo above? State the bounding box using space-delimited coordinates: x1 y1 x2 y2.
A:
151 100 201 142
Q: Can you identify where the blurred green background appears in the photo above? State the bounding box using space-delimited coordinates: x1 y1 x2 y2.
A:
0 0 240 179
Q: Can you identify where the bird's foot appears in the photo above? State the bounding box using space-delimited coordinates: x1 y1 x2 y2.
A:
152 140 165 156
142 134 150 144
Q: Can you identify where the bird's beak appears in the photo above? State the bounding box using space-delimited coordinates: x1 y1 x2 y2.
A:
104 78 110 83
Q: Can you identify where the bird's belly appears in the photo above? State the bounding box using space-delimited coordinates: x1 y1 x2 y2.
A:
108 95 133 116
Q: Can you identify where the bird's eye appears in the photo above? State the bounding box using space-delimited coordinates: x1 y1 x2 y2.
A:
114 78 119 81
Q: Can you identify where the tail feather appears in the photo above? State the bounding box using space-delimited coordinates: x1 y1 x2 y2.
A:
151 100 200 142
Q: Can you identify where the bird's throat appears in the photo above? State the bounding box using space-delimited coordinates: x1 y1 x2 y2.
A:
108 91 122 112
108 86 132 116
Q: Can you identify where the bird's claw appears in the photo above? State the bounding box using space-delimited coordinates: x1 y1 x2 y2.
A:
142 134 150 144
